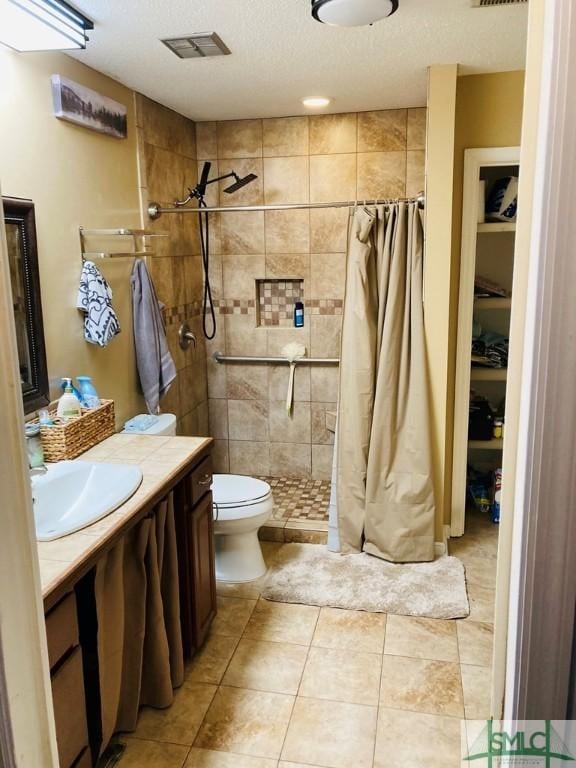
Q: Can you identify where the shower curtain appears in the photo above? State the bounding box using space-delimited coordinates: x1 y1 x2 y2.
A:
335 202 435 563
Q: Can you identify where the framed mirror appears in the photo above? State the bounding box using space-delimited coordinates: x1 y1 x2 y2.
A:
3 197 49 413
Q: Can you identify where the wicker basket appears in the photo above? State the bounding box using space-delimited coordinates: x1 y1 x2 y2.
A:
33 399 115 462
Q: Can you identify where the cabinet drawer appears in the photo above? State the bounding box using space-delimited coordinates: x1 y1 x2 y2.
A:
190 456 213 505
46 592 78 670
52 647 89 768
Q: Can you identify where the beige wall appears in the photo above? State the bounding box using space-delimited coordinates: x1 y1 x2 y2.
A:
135 95 209 437
197 110 426 477
0 49 143 427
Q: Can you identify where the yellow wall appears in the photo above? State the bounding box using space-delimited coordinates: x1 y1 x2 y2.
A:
0 49 143 426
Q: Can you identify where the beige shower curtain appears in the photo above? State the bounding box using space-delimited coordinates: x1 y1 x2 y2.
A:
336 202 435 562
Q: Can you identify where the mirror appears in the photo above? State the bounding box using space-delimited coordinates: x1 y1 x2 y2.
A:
3 197 49 413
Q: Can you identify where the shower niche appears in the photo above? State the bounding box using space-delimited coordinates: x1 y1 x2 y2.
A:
256 278 304 327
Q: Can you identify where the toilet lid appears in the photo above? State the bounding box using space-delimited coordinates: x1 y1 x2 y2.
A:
211 474 271 508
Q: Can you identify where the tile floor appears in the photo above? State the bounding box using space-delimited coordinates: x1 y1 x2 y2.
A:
117 510 498 768
259 476 330 544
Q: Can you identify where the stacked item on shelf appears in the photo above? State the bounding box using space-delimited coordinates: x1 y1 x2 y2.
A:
467 465 502 524
474 274 510 298
471 316 509 369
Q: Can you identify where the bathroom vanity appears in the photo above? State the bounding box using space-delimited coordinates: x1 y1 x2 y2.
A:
38 434 216 768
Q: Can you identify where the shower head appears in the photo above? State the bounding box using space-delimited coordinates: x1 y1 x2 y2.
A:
223 173 258 194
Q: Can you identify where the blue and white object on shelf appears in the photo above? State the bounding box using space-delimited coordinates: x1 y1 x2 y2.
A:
486 176 518 222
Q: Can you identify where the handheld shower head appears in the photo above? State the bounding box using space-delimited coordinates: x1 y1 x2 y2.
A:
224 173 258 194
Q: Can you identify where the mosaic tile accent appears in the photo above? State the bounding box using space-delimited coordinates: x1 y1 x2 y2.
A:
257 278 304 327
215 299 256 316
162 297 343 326
162 301 202 326
261 476 331 522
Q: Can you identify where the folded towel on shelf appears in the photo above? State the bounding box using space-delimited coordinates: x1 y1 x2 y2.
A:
76 260 121 347
131 259 176 414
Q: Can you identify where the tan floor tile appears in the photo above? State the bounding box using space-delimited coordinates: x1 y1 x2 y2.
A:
460 555 497 589
461 664 491 719
120 737 190 767
374 707 462 768
194 686 294 759
465 582 496 624
133 682 217 745
186 634 239 685
299 646 382 706
280 764 326 768
457 621 494 667
211 596 257 638
282 697 377 768
380 655 464 718
312 606 386 653
216 580 263 599
223 638 308 694
243 599 319 645
185 748 277 767
384 615 459 662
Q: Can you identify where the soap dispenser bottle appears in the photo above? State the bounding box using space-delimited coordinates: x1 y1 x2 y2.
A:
57 378 82 420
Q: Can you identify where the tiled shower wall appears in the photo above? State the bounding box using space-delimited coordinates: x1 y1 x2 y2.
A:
197 109 426 478
135 95 209 436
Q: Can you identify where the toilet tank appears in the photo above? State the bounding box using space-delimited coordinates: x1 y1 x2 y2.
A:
122 413 177 436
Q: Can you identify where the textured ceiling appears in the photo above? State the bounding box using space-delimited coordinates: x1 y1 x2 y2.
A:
69 0 528 121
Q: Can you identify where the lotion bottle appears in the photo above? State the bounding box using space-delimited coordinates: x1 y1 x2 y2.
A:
57 378 82 420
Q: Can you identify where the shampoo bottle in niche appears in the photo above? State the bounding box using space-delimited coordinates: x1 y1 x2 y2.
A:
294 301 304 328
57 378 82 420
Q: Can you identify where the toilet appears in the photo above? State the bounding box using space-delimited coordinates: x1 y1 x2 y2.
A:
211 474 274 583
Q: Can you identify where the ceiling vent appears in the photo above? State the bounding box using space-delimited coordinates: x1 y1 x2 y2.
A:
161 33 230 59
472 0 527 6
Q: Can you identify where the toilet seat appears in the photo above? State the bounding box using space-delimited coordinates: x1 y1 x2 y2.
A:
212 474 272 520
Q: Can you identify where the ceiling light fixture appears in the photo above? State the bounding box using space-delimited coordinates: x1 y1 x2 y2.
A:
0 0 93 52
302 96 332 109
311 0 399 27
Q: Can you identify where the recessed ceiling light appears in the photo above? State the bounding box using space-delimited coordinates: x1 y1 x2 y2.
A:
302 97 332 109
311 0 399 27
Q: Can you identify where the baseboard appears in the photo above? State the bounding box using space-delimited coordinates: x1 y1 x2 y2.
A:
434 525 452 558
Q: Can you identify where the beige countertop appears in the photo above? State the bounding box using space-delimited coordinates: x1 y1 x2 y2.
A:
37 434 212 601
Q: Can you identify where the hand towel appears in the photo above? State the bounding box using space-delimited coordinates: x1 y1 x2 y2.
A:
131 259 176 414
76 260 121 347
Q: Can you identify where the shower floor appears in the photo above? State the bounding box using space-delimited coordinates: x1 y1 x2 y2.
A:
258 476 330 544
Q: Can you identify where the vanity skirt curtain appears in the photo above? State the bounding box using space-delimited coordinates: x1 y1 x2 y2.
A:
336 202 435 562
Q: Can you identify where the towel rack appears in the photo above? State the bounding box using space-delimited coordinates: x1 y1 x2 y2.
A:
213 352 339 365
79 227 168 263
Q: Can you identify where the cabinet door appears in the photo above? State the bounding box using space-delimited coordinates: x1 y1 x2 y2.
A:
188 492 217 649
174 478 194 657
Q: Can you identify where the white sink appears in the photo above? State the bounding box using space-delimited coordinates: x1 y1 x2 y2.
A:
32 461 143 541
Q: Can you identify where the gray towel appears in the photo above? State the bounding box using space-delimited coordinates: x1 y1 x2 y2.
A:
131 260 176 414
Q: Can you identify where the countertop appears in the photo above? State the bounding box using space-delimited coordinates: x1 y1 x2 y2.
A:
37 433 212 601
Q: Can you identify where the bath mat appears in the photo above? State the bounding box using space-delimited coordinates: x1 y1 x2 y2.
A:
262 544 469 619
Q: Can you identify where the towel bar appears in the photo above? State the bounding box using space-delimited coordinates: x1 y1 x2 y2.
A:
213 352 339 365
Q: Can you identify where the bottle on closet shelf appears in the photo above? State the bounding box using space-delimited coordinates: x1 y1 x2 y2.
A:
294 301 304 328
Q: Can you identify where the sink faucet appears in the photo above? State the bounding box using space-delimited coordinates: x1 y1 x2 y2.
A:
29 465 48 478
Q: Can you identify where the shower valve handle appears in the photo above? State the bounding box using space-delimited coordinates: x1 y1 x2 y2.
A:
179 323 197 351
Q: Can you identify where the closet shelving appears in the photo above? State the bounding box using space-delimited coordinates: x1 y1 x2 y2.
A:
451 147 520 536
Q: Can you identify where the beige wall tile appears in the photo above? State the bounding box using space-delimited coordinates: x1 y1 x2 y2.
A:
184 255 204 303
357 151 406 199
263 156 309 204
145 143 185 204
212 438 230 472
195 686 293 759
299 646 381 705
228 399 269 441
310 315 342 358
149 256 175 306
222 254 264 300
310 154 357 203
310 252 346 298
310 207 350 253
407 107 427 150
312 607 386 654
263 116 309 157
269 442 311 477
374 708 461 768
384 615 459 662
265 210 310 254
282 697 377 768
208 398 229 439
357 109 407 152
225 315 267 355
380 655 464 718
207 356 227 399
227 364 269 400
138 95 196 158
309 113 357 154
267 327 310 355
310 365 339 402
269 401 311 444
312 444 333 480
218 119 263 158
221 211 265 255
269 365 311 402
311 402 336 444
223 638 308 694
196 122 218 159
265 253 310 283
229 440 271 475
219 158 264 206
406 150 425 197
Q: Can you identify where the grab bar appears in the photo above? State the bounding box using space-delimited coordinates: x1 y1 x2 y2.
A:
213 352 339 365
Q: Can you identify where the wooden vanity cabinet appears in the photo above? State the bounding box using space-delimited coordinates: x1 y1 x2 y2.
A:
175 455 217 656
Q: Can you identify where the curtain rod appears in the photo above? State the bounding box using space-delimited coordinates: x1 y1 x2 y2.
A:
147 194 425 219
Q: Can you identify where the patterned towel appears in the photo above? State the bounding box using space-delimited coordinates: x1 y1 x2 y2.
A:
76 261 121 347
